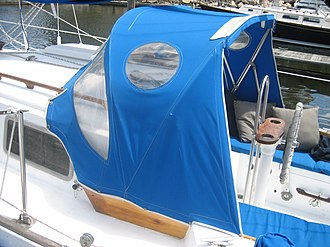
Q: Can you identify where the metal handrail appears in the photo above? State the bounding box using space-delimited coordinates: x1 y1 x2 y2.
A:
243 75 270 204
0 108 32 225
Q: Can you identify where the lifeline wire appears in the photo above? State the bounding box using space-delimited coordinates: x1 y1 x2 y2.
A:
19 0 30 51
0 4 39 50
0 116 16 200
72 4 82 44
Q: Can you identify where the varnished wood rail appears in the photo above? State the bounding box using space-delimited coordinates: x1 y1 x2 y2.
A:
0 71 107 109
0 72 63 93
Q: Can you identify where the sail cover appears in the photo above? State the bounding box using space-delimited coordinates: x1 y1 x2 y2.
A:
47 6 281 235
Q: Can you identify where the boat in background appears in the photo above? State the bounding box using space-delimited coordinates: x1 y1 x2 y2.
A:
294 0 330 12
0 1 330 247
200 0 330 49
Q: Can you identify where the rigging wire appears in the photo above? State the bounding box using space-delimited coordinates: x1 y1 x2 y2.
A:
0 3 38 39
0 24 20 50
18 0 30 51
1 2 104 51
72 4 82 44
0 20 106 42
29 2 105 44
0 117 16 201
0 3 40 50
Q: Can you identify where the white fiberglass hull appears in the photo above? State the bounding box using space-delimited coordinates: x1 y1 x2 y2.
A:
0 44 254 247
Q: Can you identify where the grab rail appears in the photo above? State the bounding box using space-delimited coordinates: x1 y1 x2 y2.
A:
243 75 270 204
0 72 107 109
296 188 330 204
0 72 63 93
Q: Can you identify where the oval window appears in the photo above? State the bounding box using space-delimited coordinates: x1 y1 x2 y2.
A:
126 43 180 90
229 31 250 50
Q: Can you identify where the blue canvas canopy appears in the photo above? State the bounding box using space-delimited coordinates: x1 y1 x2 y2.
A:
47 6 283 235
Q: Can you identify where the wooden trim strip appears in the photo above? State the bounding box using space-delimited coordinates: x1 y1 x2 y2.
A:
83 186 189 239
243 234 256 241
0 72 107 109
0 72 63 93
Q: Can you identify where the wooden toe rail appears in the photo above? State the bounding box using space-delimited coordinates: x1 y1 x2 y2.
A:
0 72 63 93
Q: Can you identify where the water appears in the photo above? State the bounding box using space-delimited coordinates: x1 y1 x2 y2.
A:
279 73 330 129
0 4 125 47
1 4 329 129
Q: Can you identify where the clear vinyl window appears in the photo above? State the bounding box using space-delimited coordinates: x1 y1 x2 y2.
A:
73 48 109 159
229 31 250 51
126 42 180 90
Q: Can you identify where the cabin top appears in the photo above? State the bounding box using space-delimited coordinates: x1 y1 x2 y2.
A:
47 6 282 235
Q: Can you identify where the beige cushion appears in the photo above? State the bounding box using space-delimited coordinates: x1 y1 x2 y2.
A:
271 106 319 152
234 100 274 142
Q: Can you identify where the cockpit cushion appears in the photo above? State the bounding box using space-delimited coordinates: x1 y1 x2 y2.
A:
230 137 330 176
271 106 319 152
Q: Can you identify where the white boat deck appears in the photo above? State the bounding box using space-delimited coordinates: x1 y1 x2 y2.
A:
0 5 329 245
0 44 255 247
0 44 97 127
0 44 183 247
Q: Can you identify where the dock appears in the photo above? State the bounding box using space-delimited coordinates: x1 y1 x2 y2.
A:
274 47 330 81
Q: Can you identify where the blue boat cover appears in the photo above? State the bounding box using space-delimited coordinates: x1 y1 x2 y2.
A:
47 6 282 235
254 233 294 247
241 203 330 247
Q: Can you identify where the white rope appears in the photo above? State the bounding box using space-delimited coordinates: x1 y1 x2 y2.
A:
27 2 106 44
0 24 21 50
0 3 43 50
72 4 82 44
18 0 30 51
12 4 43 49
1 2 105 51
0 20 107 42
